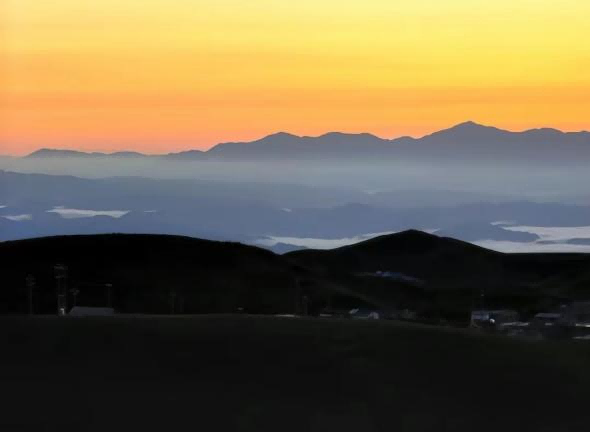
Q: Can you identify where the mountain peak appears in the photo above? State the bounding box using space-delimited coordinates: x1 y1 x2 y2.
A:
315 132 383 142
420 120 508 142
26 148 88 158
449 120 495 131
262 132 299 140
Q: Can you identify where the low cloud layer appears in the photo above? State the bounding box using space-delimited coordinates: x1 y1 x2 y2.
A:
256 227 590 253
256 231 397 249
2 214 33 221
502 225 590 242
474 240 590 253
46 207 129 219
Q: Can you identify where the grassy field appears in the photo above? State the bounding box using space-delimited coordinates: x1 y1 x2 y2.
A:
1 315 590 430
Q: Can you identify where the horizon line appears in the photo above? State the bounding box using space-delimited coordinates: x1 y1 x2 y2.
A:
4 120 590 158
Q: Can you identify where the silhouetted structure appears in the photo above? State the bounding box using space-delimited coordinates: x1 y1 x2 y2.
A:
25 274 35 315
54 264 68 316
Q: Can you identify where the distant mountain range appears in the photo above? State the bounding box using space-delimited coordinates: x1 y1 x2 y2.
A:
24 121 590 162
26 149 147 158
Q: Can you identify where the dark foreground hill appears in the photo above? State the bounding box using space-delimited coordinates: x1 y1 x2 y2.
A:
288 230 504 288
0 234 368 315
288 229 590 290
2 316 590 430
2 232 590 320
287 230 590 318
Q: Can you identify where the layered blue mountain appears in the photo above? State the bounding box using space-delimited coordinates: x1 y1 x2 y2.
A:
3 170 590 249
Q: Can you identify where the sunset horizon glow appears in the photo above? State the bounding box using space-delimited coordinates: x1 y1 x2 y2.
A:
2 0 590 155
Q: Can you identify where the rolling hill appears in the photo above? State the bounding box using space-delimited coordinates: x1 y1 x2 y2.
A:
287 230 507 288
286 230 590 318
2 231 590 320
0 234 357 315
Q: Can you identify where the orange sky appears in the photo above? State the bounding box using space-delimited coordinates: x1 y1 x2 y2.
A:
1 0 590 155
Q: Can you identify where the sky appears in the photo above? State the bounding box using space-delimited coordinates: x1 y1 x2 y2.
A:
1 0 590 155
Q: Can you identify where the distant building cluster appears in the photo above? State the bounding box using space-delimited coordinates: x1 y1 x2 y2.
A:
471 302 590 340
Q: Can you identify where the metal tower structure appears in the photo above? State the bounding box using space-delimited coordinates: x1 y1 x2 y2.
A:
70 287 80 308
105 283 113 308
169 289 177 314
54 264 68 316
25 274 35 315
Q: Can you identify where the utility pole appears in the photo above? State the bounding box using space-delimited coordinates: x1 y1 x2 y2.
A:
294 277 301 315
177 294 184 314
169 289 176 314
70 287 80 308
54 264 68 316
302 295 309 317
480 288 485 309
25 275 35 315
105 283 113 309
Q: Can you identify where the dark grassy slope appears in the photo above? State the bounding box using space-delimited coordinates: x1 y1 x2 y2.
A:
287 230 590 294
286 230 590 320
2 231 590 319
0 233 430 317
288 230 506 288
1 316 590 431
0 234 356 315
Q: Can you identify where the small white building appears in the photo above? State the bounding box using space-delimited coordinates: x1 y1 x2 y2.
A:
531 312 562 327
470 310 520 328
349 308 380 320
562 302 590 327
69 306 115 317
527 302 590 329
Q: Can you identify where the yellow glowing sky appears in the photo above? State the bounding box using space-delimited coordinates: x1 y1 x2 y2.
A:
1 0 589 155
